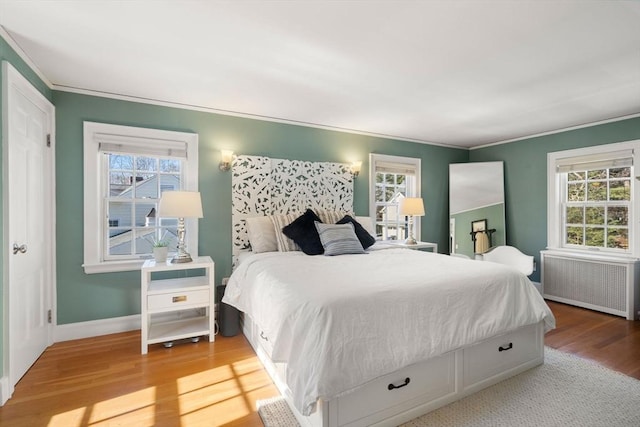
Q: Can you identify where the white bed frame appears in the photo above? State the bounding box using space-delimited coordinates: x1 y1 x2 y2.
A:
230 155 546 426
244 314 545 427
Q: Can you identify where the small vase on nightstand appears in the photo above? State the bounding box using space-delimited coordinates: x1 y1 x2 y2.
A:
153 246 168 263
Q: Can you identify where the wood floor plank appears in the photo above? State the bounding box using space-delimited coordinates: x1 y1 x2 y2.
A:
544 301 640 379
0 301 638 426
0 332 277 426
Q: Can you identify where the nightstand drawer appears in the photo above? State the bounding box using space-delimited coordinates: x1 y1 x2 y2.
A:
148 289 209 311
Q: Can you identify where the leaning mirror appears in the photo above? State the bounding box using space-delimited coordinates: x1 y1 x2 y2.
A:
449 161 505 258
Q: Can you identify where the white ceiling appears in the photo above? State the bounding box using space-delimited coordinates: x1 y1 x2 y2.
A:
1 1 639 148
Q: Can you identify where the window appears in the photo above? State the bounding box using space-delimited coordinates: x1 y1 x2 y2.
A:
83 122 198 274
548 142 640 256
369 154 421 240
105 155 181 259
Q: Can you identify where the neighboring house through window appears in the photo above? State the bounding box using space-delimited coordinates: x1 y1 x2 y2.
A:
83 122 198 273
548 140 640 257
369 153 421 241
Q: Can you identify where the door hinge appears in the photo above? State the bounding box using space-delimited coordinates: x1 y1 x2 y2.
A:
48 309 52 324
46 134 51 147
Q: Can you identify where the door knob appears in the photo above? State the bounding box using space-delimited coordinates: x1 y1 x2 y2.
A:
12 243 27 255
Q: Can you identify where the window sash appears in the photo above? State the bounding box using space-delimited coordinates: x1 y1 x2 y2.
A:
559 166 632 252
103 153 184 261
370 154 421 241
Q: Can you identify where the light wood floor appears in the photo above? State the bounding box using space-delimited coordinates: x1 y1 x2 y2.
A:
1 302 639 426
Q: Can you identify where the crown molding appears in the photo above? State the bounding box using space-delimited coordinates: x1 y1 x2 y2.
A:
471 112 640 150
0 25 53 89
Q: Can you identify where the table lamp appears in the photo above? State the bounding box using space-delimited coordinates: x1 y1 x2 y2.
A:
399 197 425 245
159 191 203 263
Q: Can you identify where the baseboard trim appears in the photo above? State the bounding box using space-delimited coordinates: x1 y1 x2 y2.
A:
1 376 10 406
54 314 141 342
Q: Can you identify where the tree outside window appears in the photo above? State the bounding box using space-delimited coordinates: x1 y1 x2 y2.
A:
564 166 630 250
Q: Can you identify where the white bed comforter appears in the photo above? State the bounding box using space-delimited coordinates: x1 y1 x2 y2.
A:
222 249 555 415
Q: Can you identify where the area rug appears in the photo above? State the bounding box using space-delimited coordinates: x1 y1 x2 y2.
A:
257 347 640 427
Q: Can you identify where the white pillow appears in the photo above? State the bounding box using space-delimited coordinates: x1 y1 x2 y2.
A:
246 216 278 253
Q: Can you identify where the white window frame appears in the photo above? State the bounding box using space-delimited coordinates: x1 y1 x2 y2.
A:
547 139 640 258
369 153 421 241
83 122 199 274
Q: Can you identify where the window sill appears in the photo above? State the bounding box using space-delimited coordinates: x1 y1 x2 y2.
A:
83 259 148 274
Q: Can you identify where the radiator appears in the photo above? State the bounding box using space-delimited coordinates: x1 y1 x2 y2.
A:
541 250 640 320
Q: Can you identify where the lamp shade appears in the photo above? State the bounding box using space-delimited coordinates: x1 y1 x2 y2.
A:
221 150 234 164
159 191 203 218
399 197 425 216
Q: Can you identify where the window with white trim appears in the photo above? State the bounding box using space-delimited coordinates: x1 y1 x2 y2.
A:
83 122 198 274
548 141 640 256
369 154 421 240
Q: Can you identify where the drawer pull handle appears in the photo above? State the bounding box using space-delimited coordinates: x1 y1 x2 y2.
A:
499 343 513 352
260 331 269 341
388 377 410 391
172 296 187 303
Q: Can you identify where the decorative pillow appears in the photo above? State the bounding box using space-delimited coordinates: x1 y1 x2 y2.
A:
315 209 348 225
314 222 366 256
270 213 301 252
246 216 278 253
337 215 376 249
282 209 324 255
355 216 376 237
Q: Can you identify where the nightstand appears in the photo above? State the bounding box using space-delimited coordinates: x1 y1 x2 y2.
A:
390 241 438 253
140 256 215 354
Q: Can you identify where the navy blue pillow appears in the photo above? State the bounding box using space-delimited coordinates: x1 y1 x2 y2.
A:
337 215 376 249
282 209 324 255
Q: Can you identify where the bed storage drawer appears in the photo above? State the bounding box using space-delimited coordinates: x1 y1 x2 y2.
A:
337 352 456 426
463 322 541 388
256 328 274 358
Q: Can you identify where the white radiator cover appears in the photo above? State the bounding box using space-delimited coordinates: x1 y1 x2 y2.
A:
541 250 640 320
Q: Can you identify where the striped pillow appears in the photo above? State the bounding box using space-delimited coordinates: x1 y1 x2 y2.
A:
315 209 348 225
270 213 301 252
314 222 365 256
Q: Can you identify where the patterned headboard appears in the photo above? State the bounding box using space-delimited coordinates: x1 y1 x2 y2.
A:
231 155 354 260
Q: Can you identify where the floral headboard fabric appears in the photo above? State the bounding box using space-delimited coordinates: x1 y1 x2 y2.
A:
231 155 354 260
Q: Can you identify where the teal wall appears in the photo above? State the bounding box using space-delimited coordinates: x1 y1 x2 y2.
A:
5 30 640 338
54 91 468 324
0 35 53 381
470 117 640 282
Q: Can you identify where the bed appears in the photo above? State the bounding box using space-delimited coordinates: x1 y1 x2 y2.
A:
224 155 555 426
224 247 554 426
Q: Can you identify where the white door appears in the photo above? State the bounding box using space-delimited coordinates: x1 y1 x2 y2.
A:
2 61 55 400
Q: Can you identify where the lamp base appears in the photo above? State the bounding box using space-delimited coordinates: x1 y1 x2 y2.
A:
171 252 193 263
404 237 418 245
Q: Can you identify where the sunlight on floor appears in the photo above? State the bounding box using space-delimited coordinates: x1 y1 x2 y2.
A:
46 387 158 427
34 348 277 427
89 386 157 426
47 407 86 427
176 358 269 425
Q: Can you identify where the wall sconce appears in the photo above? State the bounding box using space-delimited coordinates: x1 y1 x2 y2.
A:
219 150 234 171
351 161 362 178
